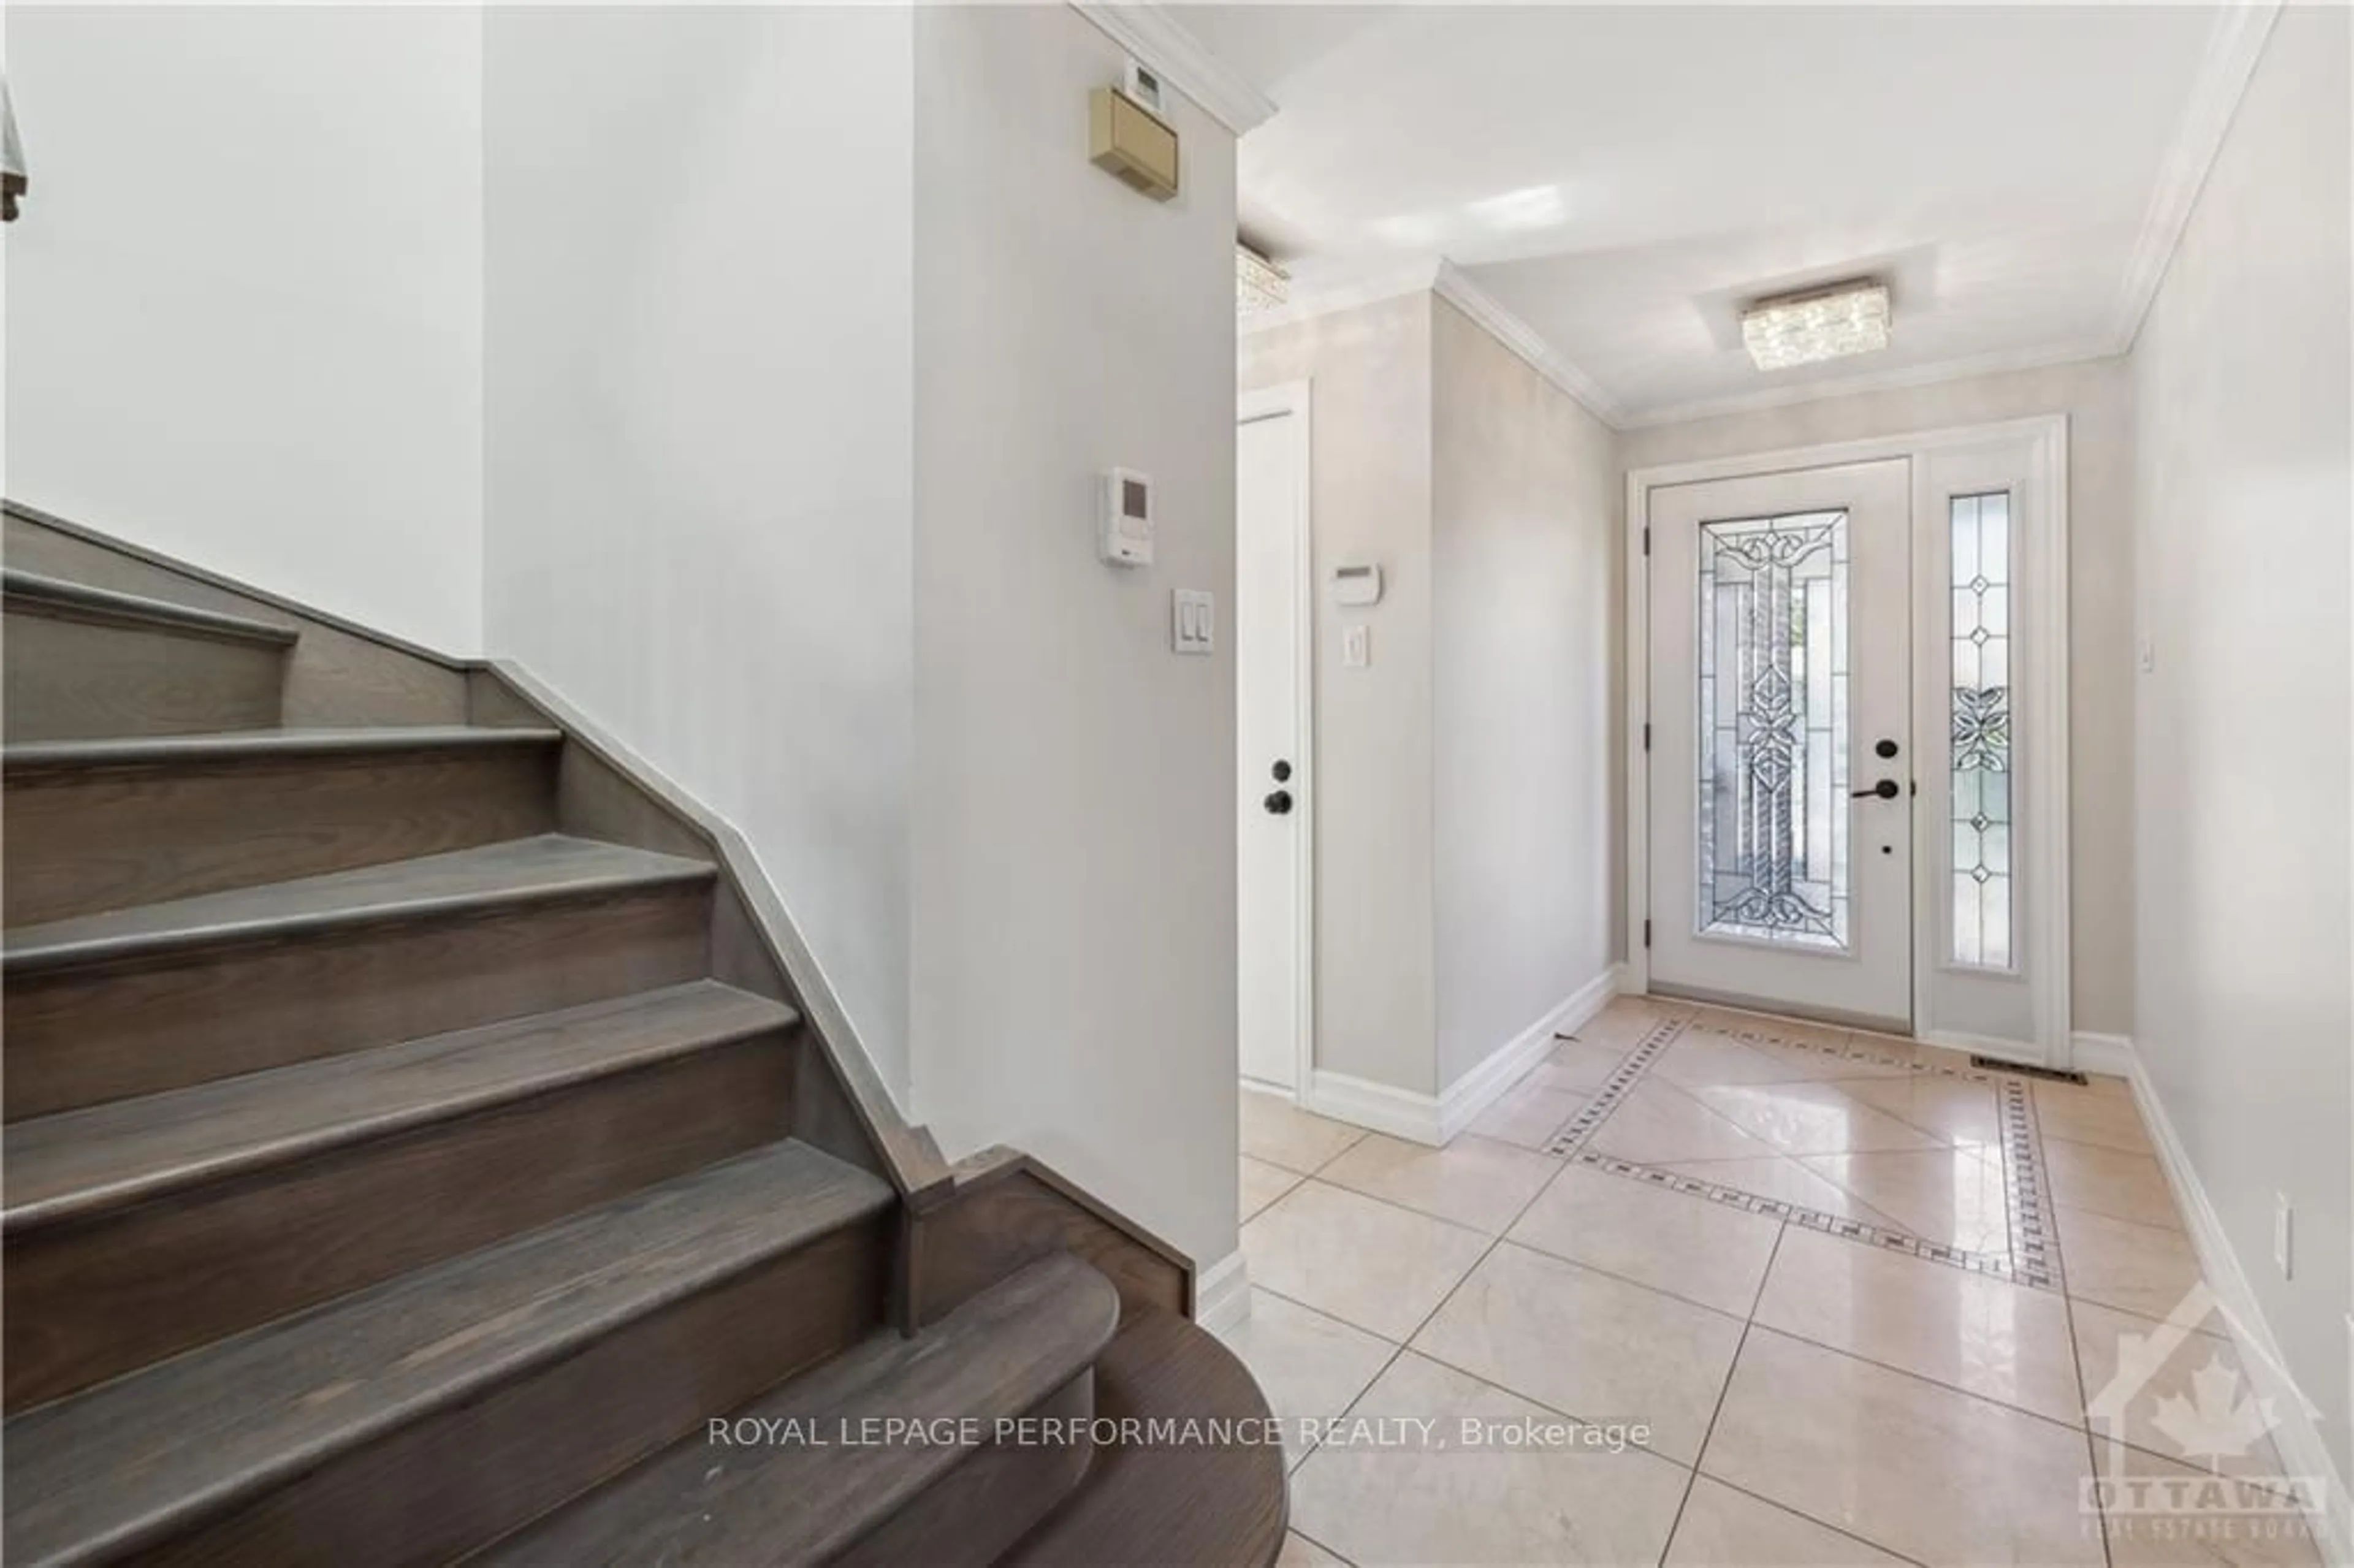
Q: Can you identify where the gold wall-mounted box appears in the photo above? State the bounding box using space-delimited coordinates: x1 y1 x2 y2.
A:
1089 86 1179 202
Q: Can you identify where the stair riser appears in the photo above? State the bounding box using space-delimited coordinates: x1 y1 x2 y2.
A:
4 749 563 927
833 1372 1097 1568
2 613 286 743
3 885 713 1121
5 1034 797 1414
113 1219 891 1568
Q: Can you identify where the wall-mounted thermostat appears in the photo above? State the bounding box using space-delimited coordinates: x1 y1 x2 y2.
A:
1333 563 1384 606
1122 58 1164 115
1100 467 1154 567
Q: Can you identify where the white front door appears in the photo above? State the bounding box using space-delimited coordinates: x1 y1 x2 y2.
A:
1647 459 1914 1029
1238 396 1306 1090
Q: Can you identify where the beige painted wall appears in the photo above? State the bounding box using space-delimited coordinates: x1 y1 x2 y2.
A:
1620 357 2137 1037
1431 299 1618 1089
908 5 1243 1273
2129 2 2350 1488
1239 294 1439 1093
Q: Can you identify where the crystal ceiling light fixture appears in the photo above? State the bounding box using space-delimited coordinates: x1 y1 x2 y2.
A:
1741 278 1891 371
1236 243 1289 317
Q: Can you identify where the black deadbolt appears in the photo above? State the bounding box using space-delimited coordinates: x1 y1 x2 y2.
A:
1271 759 1292 782
1875 738 1900 759
1263 789 1294 816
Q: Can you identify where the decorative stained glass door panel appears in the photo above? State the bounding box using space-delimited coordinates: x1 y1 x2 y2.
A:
1648 460 1914 1030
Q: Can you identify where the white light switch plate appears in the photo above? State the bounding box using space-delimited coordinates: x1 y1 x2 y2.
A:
1343 625 1369 668
1172 590 1215 655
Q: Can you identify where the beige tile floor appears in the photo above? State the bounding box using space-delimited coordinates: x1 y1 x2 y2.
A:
1228 997 2326 1567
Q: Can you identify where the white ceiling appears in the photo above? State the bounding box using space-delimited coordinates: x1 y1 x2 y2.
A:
1188 4 2232 425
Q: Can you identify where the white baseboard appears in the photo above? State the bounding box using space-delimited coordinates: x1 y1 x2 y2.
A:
1194 1250 1251 1338
2068 1030 2138 1081
1301 965 1621 1147
2106 1035 2353 1564
1439 965 1621 1142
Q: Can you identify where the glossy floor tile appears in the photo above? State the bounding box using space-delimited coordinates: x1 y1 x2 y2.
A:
1663 1477 1910 1567
1465 1079 1588 1149
1287 1350 1691 1567
1411 1241 1745 1463
1230 1010 2279 1568
2036 1079 2158 1153
2073 1298 2290 1483
2043 1136 2184 1230
1241 1155 1304 1222
1751 1222 2082 1423
2055 1203 2206 1317
1508 1160 1781 1316
1797 1146 2014 1253
1212 1288 1395 1471
1525 1038 1628 1094
1241 1179 1491 1340
2090 1442 2326 1567
1586 1079 1788 1164
1703 1326 2106 1566
1686 1078 1949 1155
1243 1092 1367 1175
1655 1154 1910 1230
1317 1132 1560 1233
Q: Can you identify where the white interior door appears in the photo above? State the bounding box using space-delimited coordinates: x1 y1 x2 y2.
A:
1238 398 1306 1090
1647 459 1914 1029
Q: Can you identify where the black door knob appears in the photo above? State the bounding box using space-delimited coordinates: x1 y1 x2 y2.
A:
1850 778 1901 800
1263 789 1294 815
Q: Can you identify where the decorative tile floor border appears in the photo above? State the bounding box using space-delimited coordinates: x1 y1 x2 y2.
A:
1545 1009 2062 1292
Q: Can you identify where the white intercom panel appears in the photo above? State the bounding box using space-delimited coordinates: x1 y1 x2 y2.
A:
1333 563 1383 605
1100 468 1155 567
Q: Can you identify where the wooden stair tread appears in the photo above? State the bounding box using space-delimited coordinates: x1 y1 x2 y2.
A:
3 980 798 1229
1001 1309 1289 1568
482 1252 1122 1566
2 1141 893 1567
2 725 562 774
0 568 299 647
3 834 713 973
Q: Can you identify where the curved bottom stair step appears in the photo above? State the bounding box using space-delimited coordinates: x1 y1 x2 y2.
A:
478 1252 1122 1567
999 1309 1289 1568
1 1141 894 1568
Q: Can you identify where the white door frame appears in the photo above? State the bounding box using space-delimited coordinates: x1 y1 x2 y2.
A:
1238 381 1317 1099
1623 414 2073 1066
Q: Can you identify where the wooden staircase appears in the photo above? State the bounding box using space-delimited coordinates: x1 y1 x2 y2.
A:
0 506 1286 1567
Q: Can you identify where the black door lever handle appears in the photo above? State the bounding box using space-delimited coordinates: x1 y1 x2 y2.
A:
1264 789 1294 815
1851 779 1901 800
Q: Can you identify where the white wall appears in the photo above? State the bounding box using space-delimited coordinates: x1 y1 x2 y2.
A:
907 6 1242 1271
3 5 484 654
1240 292 1618 1103
1620 357 2138 1038
1431 298 1617 1089
1240 295 1439 1094
2129 1 2351 1490
481 6 916 1097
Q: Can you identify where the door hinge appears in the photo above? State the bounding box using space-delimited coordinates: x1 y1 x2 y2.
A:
1643 918 1652 949
1642 527 1651 557
1642 721 1651 752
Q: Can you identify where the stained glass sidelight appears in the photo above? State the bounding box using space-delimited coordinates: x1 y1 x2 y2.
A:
1950 492 2013 969
1696 510 1850 950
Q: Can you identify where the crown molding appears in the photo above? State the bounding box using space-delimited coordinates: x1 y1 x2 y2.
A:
1431 261 1624 426
1614 335 2120 431
2109 0 2281 354
1068 3 1277 137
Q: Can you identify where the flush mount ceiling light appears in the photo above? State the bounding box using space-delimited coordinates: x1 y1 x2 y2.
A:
1236 243 1289 316
1742 279 1891 371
